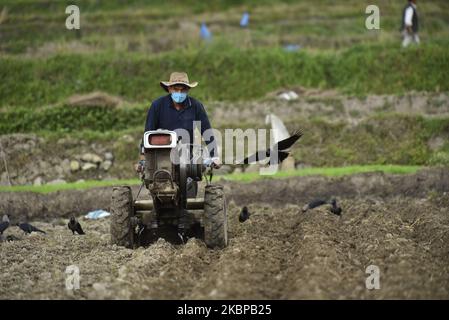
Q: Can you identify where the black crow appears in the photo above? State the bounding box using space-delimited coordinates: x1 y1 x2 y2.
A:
17 222 46 234
68 216 85 235
239 206 250 223
329 199 342 216
302 199 328 212
241 129 303 165
0 214 9 235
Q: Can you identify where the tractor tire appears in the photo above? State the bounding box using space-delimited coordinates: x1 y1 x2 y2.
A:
110 186 135 248
204 184 228 249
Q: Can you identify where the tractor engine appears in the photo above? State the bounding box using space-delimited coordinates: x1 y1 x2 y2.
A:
142 129 204 209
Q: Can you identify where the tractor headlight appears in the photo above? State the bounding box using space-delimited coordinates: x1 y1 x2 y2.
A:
143 130 177 149
149 134 172 146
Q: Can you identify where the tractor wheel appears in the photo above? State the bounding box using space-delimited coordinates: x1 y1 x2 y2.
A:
110 186 135 248
204 184 228 249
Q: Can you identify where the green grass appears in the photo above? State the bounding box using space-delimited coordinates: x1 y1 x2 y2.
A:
2 112 448 173
0 104 148 134
1 0 448 54
1 41 448 110
221 165 423 182
2 112 447 170
0 165 422 193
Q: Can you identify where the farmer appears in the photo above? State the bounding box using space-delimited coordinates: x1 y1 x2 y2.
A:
401 0 420 48
137 72 220 198
137 71 220 171
136 72 220 235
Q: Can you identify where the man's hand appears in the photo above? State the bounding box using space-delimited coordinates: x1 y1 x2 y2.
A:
204 157 221 169
211 158 221 169
135 159 146 173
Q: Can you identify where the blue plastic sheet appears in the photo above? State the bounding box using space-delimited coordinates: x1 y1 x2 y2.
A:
85 210 111 220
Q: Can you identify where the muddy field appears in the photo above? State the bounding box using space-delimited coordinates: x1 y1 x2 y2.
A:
1 169 449 299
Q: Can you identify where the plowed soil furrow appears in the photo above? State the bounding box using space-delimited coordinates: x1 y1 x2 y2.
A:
1 170 449 299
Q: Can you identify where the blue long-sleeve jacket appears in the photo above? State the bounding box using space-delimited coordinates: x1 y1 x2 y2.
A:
142 94 217 157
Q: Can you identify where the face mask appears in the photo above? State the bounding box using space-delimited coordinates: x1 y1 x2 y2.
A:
171 92 187 103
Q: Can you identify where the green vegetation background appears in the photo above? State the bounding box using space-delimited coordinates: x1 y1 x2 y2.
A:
1 0 449 170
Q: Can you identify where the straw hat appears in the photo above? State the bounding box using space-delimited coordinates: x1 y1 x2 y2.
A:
160 72 198 92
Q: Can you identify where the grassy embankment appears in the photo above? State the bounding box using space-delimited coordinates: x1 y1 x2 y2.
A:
0 165 423 193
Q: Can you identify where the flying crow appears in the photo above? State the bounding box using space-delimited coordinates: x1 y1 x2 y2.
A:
17 222 46 234
241 129 303 165
0 215 10 235
239 206 250 223
329 199 342 216
68 216 85 235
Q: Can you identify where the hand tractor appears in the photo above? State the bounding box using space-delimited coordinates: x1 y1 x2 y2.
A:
110 129 228 249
